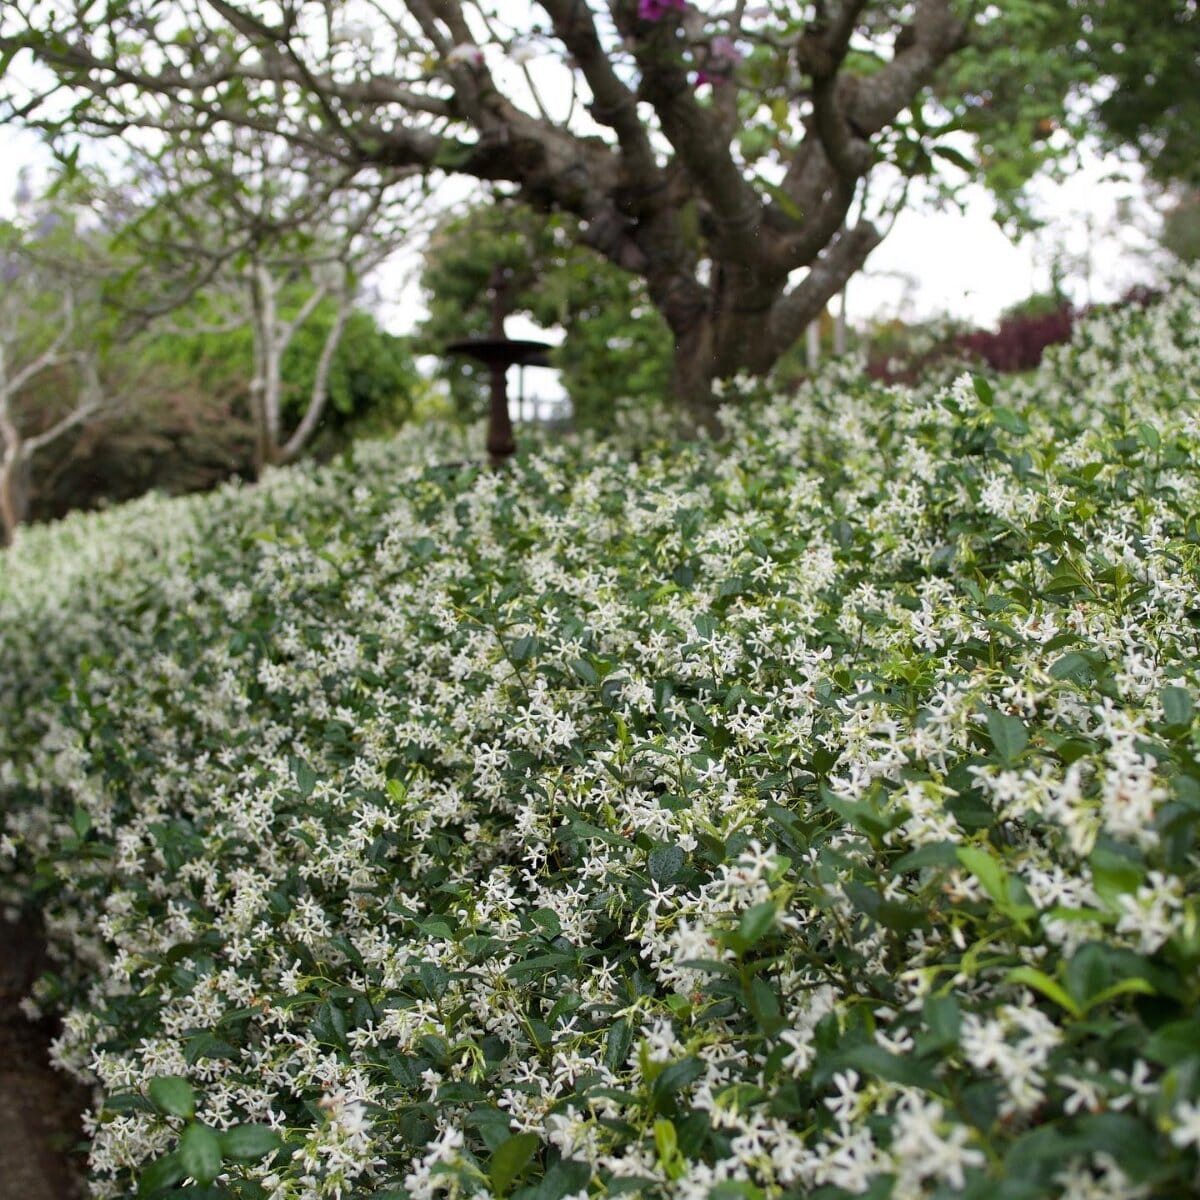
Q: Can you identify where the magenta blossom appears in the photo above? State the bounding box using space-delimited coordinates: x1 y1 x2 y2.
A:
638 0 686 21
694 34 743 87
709 36 743 64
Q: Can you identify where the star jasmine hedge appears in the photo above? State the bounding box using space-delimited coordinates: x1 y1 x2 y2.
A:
3 274 1200 1200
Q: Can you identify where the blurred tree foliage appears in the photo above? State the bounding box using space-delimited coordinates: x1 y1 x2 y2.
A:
417 201 672 432
144 296 422 449
1075 0 1200 190
924 0 1199 232
21 288 419 521
1161 192 1200 266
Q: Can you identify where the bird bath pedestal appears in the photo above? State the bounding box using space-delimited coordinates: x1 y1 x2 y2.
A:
443 266 554 464
442 337 552 462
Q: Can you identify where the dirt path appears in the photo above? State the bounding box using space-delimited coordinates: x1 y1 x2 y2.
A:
0 912 89 1200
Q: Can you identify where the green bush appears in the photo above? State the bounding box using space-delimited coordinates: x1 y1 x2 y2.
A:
2 271 1200 1199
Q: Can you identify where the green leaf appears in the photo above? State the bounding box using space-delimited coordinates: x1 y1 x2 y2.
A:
648 845 685 884
511 635 539 664
653 1055 704 1100
1089 847 1144 908
137 1150 187 1197
1049 651 1094 683
955 845 1008 906
1162 686 1194 728
735 901 776 950
986 709 1029 764
420 962 450 1000
71 805 91 838
839 1043 937 1088
148 1076 196 1120
991 405 1029 435
295 760 317 798
184 1034 236 1066
1065 943 1111 1008
104 1092 156 1115
529 907 561 938
747 976 784 1035
1084 977 1155 1009
218 1124 284 1164
710 1184 766 1200
653 1117 677 1162
1144 1020 1200 1065
489 1133 539 1195
468 1105 515 1153
179 1123 223 1186
520 1158 590 1200
892 842 959 872
568 657 598 685
1007 966 1082 1017
922 994 961 1048
931 143 978 173
604 1018 633 1073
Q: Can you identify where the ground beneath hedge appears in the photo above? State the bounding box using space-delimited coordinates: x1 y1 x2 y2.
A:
0 913 89 1200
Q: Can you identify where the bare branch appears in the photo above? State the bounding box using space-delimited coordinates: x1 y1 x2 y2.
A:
279 283 351 462
841 0 968 136
767 219 884 356
4 292 76 396
538 0 656 173
21 357 108 457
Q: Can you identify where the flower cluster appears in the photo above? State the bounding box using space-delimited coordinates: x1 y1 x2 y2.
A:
2 272 1200 1198
694 36 743 88
638 0 687 22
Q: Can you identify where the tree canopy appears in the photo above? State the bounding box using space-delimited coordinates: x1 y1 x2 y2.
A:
1 1 1194 418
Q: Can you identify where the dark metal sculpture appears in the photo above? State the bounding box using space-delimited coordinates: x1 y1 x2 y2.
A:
443 265 553 463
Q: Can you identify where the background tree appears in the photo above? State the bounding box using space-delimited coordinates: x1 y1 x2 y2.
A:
1068 0 1200 191
929 1 1200 230
0 0 1062 426
0 191 119 544
1160 191 1200 267
108 127 422 474
4 1 1194 429
143 297 424 451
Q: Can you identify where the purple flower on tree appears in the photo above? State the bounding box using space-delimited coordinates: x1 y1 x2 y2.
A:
694 35 743 87
638 0 686 21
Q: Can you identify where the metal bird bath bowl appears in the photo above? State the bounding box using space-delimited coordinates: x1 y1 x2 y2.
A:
443 338 553 370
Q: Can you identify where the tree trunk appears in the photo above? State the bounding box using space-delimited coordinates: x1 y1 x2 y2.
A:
248 379 270 479
669 325 724 438
0 387 25 545
486 362 516 464
0 448 27 547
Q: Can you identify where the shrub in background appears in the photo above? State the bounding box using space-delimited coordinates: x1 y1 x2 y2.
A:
866 286 1162 384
